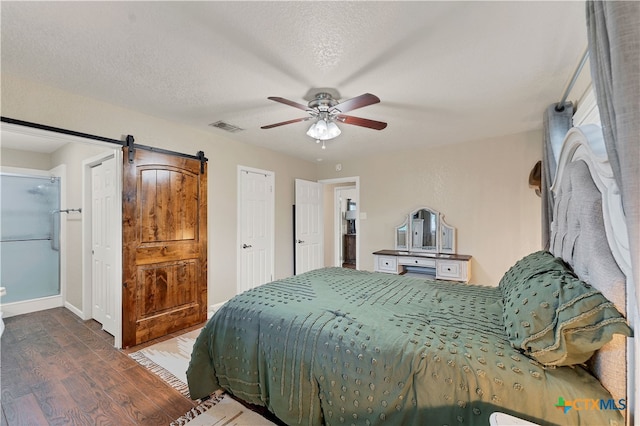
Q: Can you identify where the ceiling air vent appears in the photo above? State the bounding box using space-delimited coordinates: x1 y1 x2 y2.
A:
209 120 244 133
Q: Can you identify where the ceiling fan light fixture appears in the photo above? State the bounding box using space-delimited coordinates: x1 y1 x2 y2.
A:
316 118 328 136
306 119 341 141
326 121 341 138
306 119 327 139
263 91 386 142
306 121 319 139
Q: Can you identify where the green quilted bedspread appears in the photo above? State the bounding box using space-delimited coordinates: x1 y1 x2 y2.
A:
186 268 624 426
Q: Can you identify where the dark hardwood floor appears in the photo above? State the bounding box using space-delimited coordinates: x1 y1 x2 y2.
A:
0 307 204 425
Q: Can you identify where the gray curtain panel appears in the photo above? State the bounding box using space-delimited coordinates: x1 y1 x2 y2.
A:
586 1 640 310
541 102 573 250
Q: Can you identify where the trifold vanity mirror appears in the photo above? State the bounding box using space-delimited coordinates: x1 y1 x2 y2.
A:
395 207 456 254
375 207 469 282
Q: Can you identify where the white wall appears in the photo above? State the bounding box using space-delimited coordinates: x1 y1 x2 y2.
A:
317 130 542 285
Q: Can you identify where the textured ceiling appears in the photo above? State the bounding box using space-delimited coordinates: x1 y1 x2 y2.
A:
1 1 587 163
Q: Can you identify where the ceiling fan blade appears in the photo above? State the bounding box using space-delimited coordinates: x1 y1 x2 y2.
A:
261 116 312 129
331 93 380 113
267 96 310 111
336 115 387 130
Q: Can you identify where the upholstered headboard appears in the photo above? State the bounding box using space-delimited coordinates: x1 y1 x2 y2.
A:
549 125 632 413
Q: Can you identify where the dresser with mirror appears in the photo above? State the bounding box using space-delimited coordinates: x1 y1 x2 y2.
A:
373 207 471 282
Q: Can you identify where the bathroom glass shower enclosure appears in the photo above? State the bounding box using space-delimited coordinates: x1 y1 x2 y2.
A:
1 173 61 304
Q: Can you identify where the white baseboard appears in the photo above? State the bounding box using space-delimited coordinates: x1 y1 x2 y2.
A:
1 295 63 318
64 301 85 319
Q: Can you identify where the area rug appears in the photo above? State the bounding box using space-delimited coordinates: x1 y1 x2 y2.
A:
129 329 276 425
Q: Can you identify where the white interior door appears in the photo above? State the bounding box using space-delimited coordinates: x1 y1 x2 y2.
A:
238 167 274 293
91 156 117 336
295 179 323 274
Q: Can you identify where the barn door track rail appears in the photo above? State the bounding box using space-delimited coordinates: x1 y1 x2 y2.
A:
1 117 208 173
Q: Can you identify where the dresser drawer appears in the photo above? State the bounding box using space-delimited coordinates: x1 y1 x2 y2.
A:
398 256 436 268
375 255 401 274
372 250 471 282
436 260 468 282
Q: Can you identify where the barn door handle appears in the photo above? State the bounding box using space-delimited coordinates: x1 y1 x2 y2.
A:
242 244 252 249
297 239 305 244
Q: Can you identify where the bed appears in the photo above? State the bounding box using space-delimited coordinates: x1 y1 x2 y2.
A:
187 126 632 426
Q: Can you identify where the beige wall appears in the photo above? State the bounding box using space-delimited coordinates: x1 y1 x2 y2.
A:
1 73 318 309
50 142 115 308
1 147 52 169
2 72 542 313
317 130 542 285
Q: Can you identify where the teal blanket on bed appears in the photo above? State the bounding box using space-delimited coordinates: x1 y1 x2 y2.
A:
187 268 624 426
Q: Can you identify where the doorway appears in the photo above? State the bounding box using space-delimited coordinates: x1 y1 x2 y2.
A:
319 177 360 270
2 121 121 343
335 186 357 268
294 177 360 272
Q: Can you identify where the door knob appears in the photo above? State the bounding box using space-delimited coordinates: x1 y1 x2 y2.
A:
297 239 304 244
242 244 252 249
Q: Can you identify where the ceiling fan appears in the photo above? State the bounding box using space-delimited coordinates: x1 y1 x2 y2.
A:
261 92 387 147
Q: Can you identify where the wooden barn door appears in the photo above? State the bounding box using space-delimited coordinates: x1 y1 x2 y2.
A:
122 148 207 348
